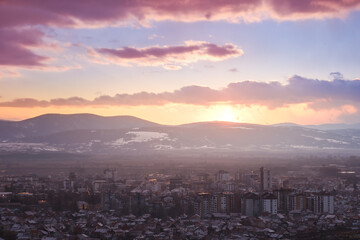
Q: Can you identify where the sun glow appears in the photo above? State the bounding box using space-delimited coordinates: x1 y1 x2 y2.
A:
2 102 354 126
215 106 239 122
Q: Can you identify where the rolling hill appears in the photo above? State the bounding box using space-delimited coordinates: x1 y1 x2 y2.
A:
1 114 360 155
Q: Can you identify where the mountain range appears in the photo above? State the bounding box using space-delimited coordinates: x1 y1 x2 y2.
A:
1 114 360 155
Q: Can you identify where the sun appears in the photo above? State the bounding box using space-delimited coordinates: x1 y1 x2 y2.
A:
214 106 239 122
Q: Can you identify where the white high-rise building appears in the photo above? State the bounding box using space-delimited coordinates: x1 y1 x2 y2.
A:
260 167 272 191
322 195 334 214
310 193 335 214
261 192 278 215
104 168 117 181
216 170 230 182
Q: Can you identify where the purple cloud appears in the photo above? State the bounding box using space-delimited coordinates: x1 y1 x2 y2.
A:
0 28 49 67
1 0 359 69
0 0 261 28
1 74 360 111
268 0 360 19
1 0 359 29
90 42 243 69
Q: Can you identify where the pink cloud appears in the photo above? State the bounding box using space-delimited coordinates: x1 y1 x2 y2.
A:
1 0 360 69
1 74 360 111
267 0 360 20
90 41 243 69
0 0 262 28
1 0 359 29
0 69 21 78
0 28 49 67
0 28 81 76
163 65 182 70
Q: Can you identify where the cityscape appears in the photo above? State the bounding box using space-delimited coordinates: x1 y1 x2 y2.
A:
1 0 360 239
1 155 360 239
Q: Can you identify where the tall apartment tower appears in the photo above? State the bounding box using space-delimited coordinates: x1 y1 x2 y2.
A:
260 167 272 192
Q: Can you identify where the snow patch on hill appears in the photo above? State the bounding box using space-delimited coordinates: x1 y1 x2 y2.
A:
302 135 349 144
109 131 175 147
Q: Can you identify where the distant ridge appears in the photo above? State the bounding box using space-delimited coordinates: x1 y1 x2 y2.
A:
271 122 300 127
1 113 360 155
179 121 261 129
2 113 360 131
305 123 360 131
0 113 160 139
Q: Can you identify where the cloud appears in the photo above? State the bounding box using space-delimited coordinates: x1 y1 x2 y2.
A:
0 28 82 77
148 34 164 40
0 69 21 78
1 74 360 111
330 72 344 80
1 0 359 70
0 28 49 67
267 0 360 20
229 68 238 72
163 65 182 70
0 0 262 28
88 41 243 69
1 0 359 29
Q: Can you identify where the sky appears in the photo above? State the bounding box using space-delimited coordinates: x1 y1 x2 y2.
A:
1 0 360 125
